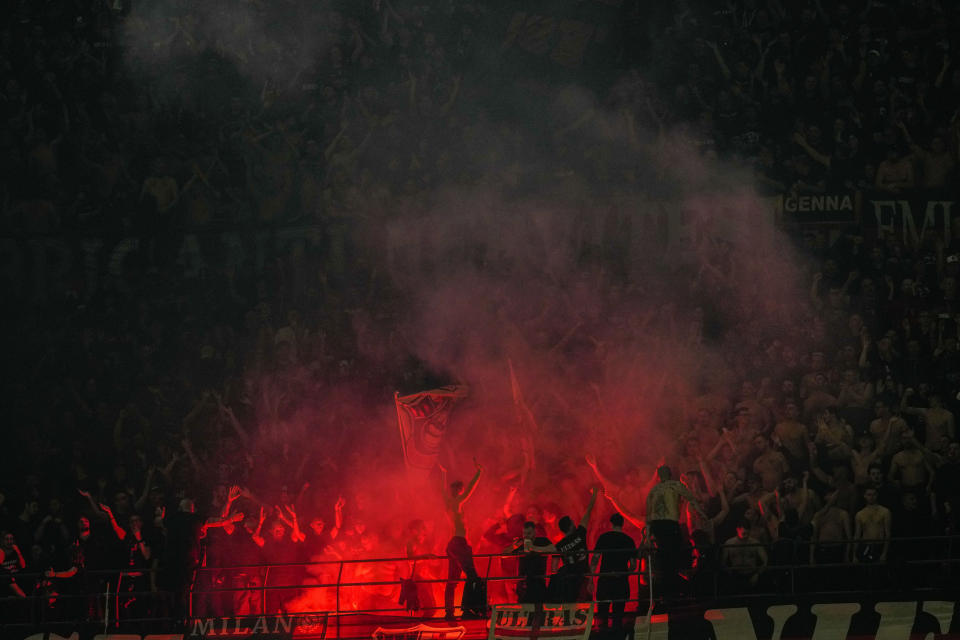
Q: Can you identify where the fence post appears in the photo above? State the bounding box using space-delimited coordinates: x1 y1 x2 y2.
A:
336 561 344 639
37 580 46 628
713 543 719 599
948 534 955 584
646 551 654 622
263 566 270 616
104 580 110 635
790 539 796 595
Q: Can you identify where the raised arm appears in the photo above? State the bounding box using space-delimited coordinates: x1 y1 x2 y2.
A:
135 534 151 561
899 388 927 417
793 132 832 168
710 482 730 528
46 564 79 580
808 440 836 487
77 488 105 519
202 511 245 537
330 496 345 540
705 40 732 80
324 123 349 162
182 392 210 431
500 537 523 555
284 505 306 543
580 486 600 529
252 506 266 547
934 53 951 89
459 459 483 506
437 463 449 498
758 490 782 525
887 454 903 486
603 489 645 529
439 75 462 116
217 395 251 448
518 434 535 487
135 467 157 512
711 429 739 458
181 433 202 474
586 454 621 496
676 481 707 519
158 450 181 482
698 456 717 497
502 484 519 519
220 485 242 530
100 503 127 541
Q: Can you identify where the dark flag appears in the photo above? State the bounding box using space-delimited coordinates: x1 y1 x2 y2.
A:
395 386 469 471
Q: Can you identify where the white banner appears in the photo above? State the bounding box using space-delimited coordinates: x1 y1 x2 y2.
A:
488 602 593 640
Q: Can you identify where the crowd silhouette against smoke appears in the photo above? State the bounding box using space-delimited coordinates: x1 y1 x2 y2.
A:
1 0 960 630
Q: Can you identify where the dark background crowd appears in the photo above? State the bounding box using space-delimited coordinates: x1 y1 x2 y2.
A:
1 0 960 632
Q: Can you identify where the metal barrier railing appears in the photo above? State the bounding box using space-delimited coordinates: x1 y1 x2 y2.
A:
1 534 957 636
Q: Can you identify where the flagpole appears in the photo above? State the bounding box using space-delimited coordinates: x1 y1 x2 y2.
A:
394 391 408 466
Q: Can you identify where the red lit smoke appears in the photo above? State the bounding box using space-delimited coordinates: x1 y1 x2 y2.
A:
238 135 811 615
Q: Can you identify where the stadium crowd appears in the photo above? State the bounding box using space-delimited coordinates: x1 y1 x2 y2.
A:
1 0 959 630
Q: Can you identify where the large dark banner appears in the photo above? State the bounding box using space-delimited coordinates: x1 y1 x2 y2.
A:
864 194 957 245
635 599 959 640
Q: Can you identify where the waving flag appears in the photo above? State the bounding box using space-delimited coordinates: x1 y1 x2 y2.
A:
395 386 470 471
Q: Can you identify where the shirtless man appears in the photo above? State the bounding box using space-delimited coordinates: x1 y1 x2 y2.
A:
777 473 820 526
869 399 907 460
837 368 873 410
800 352 828 399
803 372 839 417
901 390 956 453
440 459 482 620
721 519 767 592
645 465 705 592
810 492 851 564
773 401 809 470
814 410 854 463
808 455 859 515
681 459 730 541
888 430 934 494
752 435 790 493
851 434 882 486
854 488 891 564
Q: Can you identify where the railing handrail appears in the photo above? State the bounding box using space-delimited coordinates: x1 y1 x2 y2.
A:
3 533 949 578
3 532 955 634
6 554 957 596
